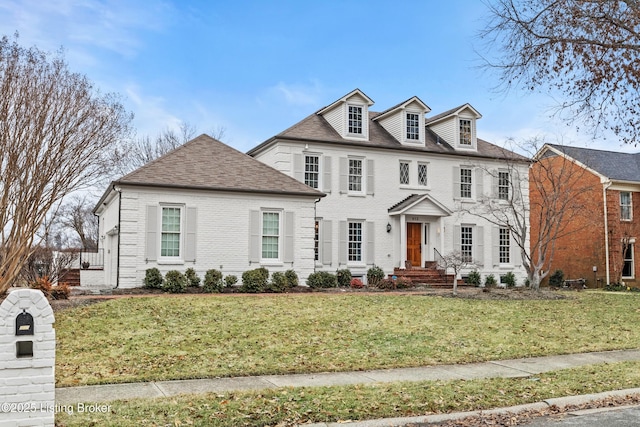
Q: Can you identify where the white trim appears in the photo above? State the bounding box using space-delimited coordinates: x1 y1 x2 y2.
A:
260 209 283 263
158 204 184 264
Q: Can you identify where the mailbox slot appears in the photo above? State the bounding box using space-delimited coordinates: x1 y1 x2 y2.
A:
16 341 33 358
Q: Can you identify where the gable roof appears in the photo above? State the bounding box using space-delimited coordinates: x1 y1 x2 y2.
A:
424 103 482 126
316 88 374 115
111 134 325 197
388 194 452 216
248 111 528 162
372 96 431 122
542 144 640 183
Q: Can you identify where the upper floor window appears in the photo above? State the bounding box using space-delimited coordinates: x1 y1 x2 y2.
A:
621 192 632 220
418 163 428 186
460 167 472 198
262 211 280 260
161 206 182 258
399 161 410 185
498 171 510 200
349 158 363 192
499 227 510 264
348 105 363 135
305 155 319 189
459 119 472 146
406 112 420 141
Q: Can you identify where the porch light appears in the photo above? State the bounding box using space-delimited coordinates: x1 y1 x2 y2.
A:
386 223 392 233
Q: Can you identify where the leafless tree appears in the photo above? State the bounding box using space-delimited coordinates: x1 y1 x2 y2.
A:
437 250 475 296
481 0 640 144
460 138 597 289
0 34 133 294
19 245 77 286
57 195 99 250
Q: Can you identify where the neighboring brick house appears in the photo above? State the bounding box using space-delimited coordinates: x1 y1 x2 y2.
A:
88 134 324 289
249 89 530 284
532 144 640 287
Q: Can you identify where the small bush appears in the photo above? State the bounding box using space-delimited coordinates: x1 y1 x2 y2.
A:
185 268 201 287
336 269 352 288
307 271 337 288
350 278 364 289
549 270 565 287
144 268 164 289
163 270 187 293
30 276 53 297
367 265 385 286
203 269 223 293
467 270 481 287
484 274 497 288
50 283 71 300
224 275 238 288
376 278 396 290
269 272 287 293
502 272 517 288
604 283 626 292
395 276 415 289
284 270 298 288
242 267 269 293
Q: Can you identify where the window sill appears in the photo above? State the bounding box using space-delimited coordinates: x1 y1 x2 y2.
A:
157 259 185 265
261 261 284 267
400 185 430 191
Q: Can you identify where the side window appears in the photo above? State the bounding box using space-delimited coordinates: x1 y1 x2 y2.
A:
161 206 182 258
399 161 409 185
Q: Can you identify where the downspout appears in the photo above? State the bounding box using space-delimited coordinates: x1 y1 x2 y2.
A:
115 186 122 289
603 180 612 285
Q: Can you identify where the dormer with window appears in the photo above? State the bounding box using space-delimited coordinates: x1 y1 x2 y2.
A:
317 89 374 141
425 104 482 151
372 96 430 146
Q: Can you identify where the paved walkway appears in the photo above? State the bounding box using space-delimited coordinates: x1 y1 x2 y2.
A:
56 348 640 406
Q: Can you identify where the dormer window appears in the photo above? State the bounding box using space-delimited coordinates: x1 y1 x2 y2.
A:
348 105 363 135
460 119 472 146
406 112 420 141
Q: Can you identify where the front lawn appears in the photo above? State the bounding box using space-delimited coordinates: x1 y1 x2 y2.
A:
55 291 640 387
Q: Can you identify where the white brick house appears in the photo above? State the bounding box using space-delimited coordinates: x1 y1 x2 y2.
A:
92 134 324 289
248 89 530 284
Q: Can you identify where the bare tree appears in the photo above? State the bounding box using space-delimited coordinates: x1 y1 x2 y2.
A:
0 34 133 294
125 122 227 172
460 138 597 289
19 245 77 286
437 250 475 296
481 0 640 144
57 195 99 250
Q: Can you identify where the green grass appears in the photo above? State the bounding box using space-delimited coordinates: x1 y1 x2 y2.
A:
55 361 640 426
55 291 640 387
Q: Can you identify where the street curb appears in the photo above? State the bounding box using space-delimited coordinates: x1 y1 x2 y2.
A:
304 388 640 427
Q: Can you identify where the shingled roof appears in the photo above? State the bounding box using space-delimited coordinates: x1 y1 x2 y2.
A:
248 112 528 162
546 144 640 183
113 134 325 196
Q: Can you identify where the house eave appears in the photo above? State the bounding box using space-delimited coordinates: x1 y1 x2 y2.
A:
114 181 326 198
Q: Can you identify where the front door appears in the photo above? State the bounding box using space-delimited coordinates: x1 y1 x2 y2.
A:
407 222 422 267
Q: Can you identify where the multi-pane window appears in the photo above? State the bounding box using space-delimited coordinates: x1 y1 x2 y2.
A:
418 163 428 186
348 222 363 262
623 243 634 278
459 119 472 145
161 207 181 257
348 105 363 134
461 226 473 262
406 112 419 140
399 161 410 185
460 168 472 198
314 220 319 261
349 158 363 192
621 192 632 220
261 212 280 259
498 171 510 200
305 155 319 189
499 227 510 264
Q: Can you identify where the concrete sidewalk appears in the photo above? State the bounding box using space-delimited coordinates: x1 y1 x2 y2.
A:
55 348 640 406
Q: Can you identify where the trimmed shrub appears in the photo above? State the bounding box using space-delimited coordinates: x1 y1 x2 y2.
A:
224 275 238 288
350 278 364 289
242 267 269 293
163 270 187 293
549 270 565 287
367 265 385 287
30 276 53 297
467 270 481 287
203 269 223 293
144 268 164 289
185 268 201 287
269 272 287 293
284 270 298 288
502 272 517 288
336 269 352 288
395 276 415 289
484 274 497 288
50 283 71 300
307 271 338 288
376 278 396 290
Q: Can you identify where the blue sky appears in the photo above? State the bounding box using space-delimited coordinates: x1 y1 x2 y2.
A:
0 0 630 153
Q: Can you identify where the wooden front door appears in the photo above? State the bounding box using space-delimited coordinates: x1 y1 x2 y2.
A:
407 223 422 267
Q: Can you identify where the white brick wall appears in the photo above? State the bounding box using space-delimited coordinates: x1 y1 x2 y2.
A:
0 289 55 427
